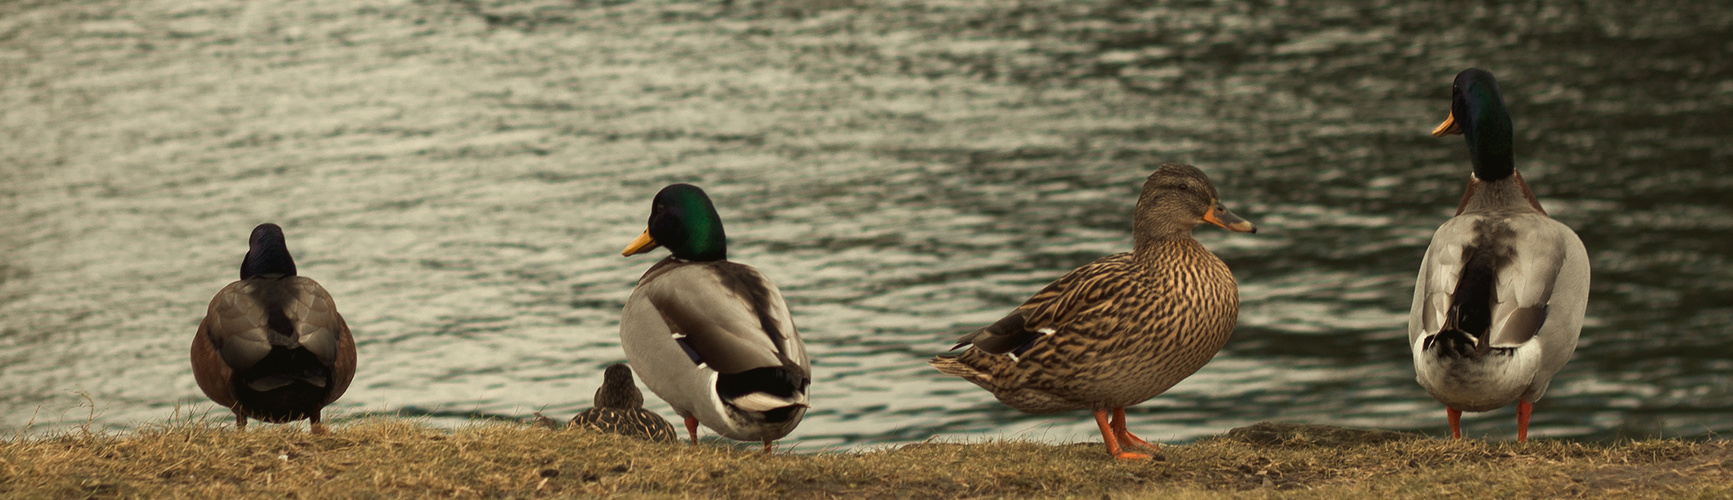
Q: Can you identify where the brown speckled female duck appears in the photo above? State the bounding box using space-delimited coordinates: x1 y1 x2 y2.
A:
569 364 679 443
931 163 1256 460
191 223 357 434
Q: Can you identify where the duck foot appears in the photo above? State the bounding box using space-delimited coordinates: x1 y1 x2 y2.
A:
1110 408 1161 454
1516 400 1531 442
1094 409 1150 460
684 415 700 445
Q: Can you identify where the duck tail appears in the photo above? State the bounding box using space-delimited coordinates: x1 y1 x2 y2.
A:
716 364 809 417
729 392 808 413
1426 327 1483 360
929 355 995 384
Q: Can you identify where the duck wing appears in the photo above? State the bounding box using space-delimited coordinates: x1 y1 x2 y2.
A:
1413 215 1576 350
200 277 352 391
639 261 806 373
952 256 1133 355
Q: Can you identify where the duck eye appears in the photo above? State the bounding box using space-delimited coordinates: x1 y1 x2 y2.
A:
1176 183 1189 191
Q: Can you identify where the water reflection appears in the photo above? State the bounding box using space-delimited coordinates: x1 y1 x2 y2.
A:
0 0 1728 448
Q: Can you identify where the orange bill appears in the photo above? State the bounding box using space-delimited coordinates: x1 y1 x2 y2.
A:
1431 110 1462 137
1203 202 1257 234
621 229 660 256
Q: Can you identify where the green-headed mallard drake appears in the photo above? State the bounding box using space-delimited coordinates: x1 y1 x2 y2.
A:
1410 68 1590 441
568 363 679 443
931 163 1256 460
190 223 358 434
619 183 811 453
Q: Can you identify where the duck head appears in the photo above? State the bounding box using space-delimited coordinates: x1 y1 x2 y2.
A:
594 363 645 409
622 183 728 261
1133 163 1256 246
1433 69 1548 215
1433 68 1515 182
240 223 297 280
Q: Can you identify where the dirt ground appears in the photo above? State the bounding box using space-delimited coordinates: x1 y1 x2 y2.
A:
2 419 1728 498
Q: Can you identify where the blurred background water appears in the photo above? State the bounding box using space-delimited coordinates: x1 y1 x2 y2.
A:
1 0 1730 449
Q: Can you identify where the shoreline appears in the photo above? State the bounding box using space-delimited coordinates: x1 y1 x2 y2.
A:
3 419 1726 498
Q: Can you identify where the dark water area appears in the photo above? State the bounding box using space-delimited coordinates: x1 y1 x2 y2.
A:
1 0 1730 449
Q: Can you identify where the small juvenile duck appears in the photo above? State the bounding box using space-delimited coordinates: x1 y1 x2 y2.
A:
1409 68 1590 441
931 163 1256 460
619 183 811 452
568 364 678 443
190 223 357 434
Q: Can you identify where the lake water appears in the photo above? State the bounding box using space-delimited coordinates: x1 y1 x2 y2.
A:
2 0 1730 449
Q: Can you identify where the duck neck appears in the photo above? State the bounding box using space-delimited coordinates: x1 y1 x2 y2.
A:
594 381 644 409
240 245 296 280
1133 228 1203 262
1460 78 1516 182
1458 171 1546 216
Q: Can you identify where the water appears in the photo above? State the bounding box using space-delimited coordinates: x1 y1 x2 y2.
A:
2 0 1730 449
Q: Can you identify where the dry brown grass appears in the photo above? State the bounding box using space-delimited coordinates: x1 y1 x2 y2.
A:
1 420 1727 499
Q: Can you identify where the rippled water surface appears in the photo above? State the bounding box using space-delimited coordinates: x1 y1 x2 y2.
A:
2 0 1731 448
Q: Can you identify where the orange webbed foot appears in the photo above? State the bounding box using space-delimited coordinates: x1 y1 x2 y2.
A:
1110 408 1160 451
1095 408 1159 461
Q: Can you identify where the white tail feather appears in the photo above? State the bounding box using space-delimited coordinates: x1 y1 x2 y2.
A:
730 392 808 412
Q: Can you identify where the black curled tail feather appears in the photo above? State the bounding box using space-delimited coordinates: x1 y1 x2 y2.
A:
1425 327 1482 360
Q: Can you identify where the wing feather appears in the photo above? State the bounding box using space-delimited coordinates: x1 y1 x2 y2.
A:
642 263 793 374
1487 217 1570 346
1415 218 1475 339
952 255 1135 353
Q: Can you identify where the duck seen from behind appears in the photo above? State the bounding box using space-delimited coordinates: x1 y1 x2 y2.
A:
1409 68 1590 441
191 223 358 434
931 163 1256 460
618 183 811 453
568 364 679 443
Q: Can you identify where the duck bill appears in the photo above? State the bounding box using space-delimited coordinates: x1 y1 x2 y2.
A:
1203 203 1257 234
1431 111 1462 137
621 229 661 256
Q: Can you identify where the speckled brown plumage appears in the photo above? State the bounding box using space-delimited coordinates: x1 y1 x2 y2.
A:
931 163 1255 460
937 243 1240 412
569 364 678 443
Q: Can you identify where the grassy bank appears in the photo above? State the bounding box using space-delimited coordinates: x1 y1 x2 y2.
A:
2 420 1727 498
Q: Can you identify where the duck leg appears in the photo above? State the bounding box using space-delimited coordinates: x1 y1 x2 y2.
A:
684 415 700 445
1516 400 1532 442
1447 407 1462 439
311 412 327 435
1110 408 1158 452
1093 409 1150 460
762 439 773 454
234 410 248 431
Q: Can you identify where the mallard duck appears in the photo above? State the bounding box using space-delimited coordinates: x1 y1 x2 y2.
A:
190 223 358 434
931 163 1257 460
618 183 811 452
568 363 679 442
1410 68 1590 441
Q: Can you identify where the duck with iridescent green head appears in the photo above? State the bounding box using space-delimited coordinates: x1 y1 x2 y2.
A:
618 184 810 453
1409 68 1591 441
